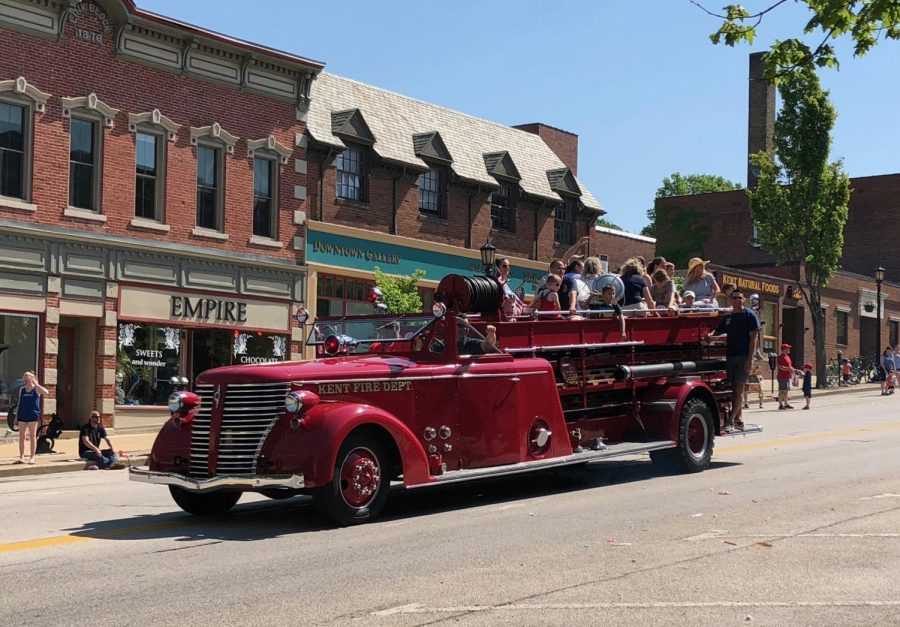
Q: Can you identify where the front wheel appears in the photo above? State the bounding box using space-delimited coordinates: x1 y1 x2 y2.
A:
650 397 714 473
169 486 241 515
312 433 391 526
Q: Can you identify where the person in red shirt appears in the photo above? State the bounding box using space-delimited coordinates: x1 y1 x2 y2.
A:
777 343 795 410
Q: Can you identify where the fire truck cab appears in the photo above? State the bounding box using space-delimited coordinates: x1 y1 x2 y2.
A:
131 273 760 525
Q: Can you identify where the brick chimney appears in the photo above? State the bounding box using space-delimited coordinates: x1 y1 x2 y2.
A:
514 123 578 175
747 52 775 188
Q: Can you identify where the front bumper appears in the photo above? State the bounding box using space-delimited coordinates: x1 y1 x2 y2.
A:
129 467 305 492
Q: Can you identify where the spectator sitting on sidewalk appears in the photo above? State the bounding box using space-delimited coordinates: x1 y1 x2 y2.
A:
79 411 126 470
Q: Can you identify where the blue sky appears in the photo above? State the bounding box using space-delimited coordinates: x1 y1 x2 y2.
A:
139 0 900 234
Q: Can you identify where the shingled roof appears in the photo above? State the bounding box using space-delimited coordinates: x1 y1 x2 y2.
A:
306 73 602 212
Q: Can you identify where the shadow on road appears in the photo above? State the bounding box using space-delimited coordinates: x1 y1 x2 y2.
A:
66 458 741 542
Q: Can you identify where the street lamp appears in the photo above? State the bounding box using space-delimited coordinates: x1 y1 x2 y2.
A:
480 236 496 276
876 266 886 377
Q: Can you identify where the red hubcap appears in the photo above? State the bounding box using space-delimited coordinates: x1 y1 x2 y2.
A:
339 447 381 508
687 414 708 457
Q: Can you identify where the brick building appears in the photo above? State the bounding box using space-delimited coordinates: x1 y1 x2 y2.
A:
0 0 321 427
654 53 900 370
299 72 607 319
592 226 655 274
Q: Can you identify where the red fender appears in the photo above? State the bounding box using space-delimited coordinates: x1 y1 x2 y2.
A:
639 379 720 441
262 402 432 488
147 416 193 472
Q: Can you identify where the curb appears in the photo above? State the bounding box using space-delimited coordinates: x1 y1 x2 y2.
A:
0 454 149 478
755 381 879 404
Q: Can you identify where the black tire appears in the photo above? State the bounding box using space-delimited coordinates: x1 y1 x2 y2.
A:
650 397 715 473
168 486 241 516
6 411 17 432
259 488 298 500
312 432 391 526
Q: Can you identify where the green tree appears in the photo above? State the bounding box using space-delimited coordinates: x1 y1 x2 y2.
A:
643 173 741 237
373 267 426 314
749 68 850 387
596 218 623 231
696 1 900 80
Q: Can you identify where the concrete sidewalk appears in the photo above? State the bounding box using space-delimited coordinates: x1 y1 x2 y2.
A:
0 379 884 478
0 428 157 478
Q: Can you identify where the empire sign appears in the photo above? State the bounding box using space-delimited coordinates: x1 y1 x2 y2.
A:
170 296 248 323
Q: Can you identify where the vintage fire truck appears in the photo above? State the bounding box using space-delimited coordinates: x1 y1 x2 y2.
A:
130 273 760 525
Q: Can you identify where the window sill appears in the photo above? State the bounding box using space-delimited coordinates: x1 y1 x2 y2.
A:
130 218 171 233
418 211 447 224
0 196 37 213
248 235 284 249
335 197 369 210
191 227 229 241
64 206 107 222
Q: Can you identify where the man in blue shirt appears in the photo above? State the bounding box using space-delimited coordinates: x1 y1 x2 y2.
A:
708 289 760 431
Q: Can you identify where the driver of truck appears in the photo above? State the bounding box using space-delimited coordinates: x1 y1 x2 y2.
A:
410 321 498 356
458 323 498 356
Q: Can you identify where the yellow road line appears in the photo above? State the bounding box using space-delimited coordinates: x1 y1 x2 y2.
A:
0 534 91 553
717 421 900 454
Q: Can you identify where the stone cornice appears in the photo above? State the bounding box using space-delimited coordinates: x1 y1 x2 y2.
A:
0 218 305 273
127 109 181 141
61 93 120 127
190 123 239 153
247 135 291 164
0 76 52 112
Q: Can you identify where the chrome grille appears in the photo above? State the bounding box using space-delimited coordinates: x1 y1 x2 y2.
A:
189 384 214 477
188 382 288 477
216 382 288 475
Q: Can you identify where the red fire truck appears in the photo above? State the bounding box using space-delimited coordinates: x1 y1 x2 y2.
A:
131 274 760 525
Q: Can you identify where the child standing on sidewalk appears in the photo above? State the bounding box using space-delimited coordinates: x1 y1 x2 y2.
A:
802 363 813 409
841 358 852 386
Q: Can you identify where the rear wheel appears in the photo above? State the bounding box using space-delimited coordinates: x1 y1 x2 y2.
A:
169 486 241 515
650 398 715 473
313 433 391 526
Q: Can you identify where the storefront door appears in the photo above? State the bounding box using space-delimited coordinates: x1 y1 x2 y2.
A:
860 317 877 361
57 326 75 426
781 306 805 365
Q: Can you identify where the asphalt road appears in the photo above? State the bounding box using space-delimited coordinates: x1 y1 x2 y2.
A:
1 390 898 626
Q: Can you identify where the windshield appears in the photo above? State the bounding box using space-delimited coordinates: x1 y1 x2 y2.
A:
307 314 436 354
306 314 501 356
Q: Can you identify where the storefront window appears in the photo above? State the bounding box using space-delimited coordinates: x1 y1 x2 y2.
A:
116 323 182 406
317 274 376 317
761 301 777 351
0 314 39 414
891 321 899 348
191 329 288 382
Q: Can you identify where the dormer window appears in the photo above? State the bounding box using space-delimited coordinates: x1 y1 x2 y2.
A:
336 146 367 202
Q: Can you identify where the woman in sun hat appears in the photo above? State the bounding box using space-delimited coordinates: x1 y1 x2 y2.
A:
682 257 720 305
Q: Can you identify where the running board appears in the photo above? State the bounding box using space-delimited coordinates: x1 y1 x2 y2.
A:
418 440 675 487
719 423 763 437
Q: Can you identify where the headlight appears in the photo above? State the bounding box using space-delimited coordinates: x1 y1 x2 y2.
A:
168 392 184 413
285 391 302 414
